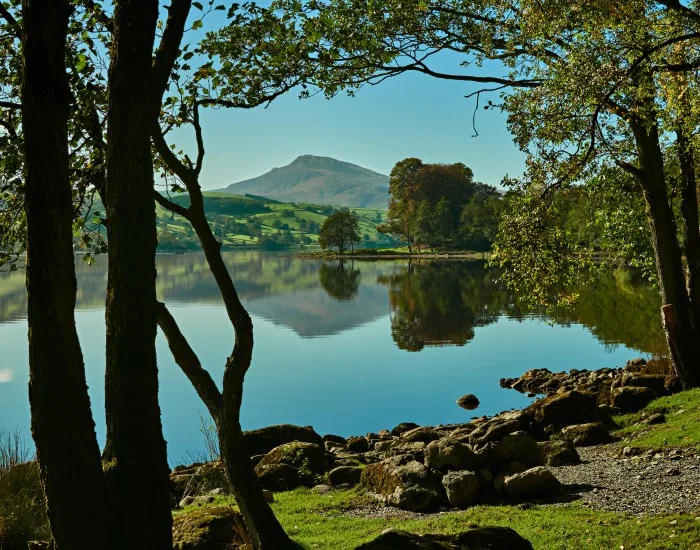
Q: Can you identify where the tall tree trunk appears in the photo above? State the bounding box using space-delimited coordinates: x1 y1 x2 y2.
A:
632 116 700 387
104 1 172 546
675 119 700 331
21 1 109 548
189 204 299 550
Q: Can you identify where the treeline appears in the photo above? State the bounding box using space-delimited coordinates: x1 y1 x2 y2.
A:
378 158 503 252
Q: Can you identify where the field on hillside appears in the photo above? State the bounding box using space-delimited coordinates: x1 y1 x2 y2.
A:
154 192 394 251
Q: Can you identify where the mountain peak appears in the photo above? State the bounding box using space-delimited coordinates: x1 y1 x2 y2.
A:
216 156 388 208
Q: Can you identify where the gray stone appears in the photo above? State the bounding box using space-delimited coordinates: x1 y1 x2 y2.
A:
424 438 481 473
441 470 481 508
328 465 363 487
243 424 323 456
612 386 657 412
561 422 611 447
503 466 561 501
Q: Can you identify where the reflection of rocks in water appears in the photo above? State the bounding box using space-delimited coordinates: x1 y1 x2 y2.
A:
378 261 505 352
318 261 361 301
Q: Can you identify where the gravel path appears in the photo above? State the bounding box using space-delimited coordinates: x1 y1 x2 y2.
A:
551 444 700 515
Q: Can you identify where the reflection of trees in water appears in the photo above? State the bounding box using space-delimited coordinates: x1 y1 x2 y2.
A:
377 260 666 355
318 261 361 301
378 261 508 351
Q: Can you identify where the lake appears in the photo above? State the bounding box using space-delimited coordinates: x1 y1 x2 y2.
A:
0 252 666 462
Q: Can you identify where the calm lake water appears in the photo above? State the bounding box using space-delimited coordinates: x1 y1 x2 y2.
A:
0 252 666 461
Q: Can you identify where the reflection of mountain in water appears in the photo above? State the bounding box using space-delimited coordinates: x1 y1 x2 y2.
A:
0 252 666 353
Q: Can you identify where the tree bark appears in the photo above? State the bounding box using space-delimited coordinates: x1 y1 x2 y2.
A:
631 114 700 387
675 119 700 331
21 1 109 547
104 1 172 546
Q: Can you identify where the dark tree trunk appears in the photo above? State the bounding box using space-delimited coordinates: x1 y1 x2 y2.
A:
632 116 700 388
104 1 172 546
675 120 700 331
21 1 109 548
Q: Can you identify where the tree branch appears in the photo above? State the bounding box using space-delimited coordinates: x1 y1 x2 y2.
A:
151 0 191 110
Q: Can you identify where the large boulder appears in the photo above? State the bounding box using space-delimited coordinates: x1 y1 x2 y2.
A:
620 373 667 395
503 466 561 501
254 463 301 492
360 457 446 511
527 390 597 429
611 386 657 412
499 432 542 468
328 466 363 487
355 527 534 550
347 436 370 453
391 422 420 436
172 506 252 550
254 441 325 480
441 470 480 508
538 440 581 467
243 424 323 456
469 419 521 446
424 438 482 473
560 423 611 447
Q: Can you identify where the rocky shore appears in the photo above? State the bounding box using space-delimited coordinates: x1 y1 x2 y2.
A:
171 357 699 548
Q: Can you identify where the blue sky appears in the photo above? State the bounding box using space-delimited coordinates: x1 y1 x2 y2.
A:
168 9 527 191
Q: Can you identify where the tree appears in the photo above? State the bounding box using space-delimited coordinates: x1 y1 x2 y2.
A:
460 184 504 252
20 1 109 547
318 210 360 253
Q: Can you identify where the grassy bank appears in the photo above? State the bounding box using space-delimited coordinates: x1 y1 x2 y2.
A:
180 489 700 549
613 388 700 449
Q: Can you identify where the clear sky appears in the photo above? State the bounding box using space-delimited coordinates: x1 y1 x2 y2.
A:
169 11 527 191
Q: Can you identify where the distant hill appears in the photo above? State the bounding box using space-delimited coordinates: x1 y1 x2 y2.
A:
215 155 389 208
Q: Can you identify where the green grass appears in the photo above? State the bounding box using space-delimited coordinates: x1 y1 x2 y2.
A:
613 388 700 449
179 488 700 549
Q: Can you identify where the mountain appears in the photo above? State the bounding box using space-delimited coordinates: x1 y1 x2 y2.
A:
215 155 389 208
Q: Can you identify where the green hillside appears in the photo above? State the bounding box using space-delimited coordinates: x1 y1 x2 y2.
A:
155 192 394 251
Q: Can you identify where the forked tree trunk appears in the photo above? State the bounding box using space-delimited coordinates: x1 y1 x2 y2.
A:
21 1 109 547
632 115 700 388
104 1 172 546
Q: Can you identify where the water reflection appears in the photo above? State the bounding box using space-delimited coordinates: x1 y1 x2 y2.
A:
0 253 666 354
319 261 361 301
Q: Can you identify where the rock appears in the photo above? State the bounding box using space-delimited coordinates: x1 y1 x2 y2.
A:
401 427 440 443
456 394 480 410
538 440 581 466
424 438 482 473
391 422 420 436
612 386 657 412
254 463 301 492
262 489 274 503
441 470 480 508
527 390 597 429
640 413 666 425
323 434 346 445
172 506 252 550
347 436 370 453
360 457 446 511
254 441 325 484
499 432 542 467
470 419 521 445
560 422 611 447
355 527 534 549
374 440 392 452
311 484 333 494
621 373 667 395
328 465 363 487
503 466 561 501
243 424 323 456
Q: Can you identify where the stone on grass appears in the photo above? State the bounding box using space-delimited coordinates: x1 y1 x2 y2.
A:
328 465 363 487
503 466 561 501
254 463 300 492
441 470 480 508
360 457 446 512
612 386 657 413
172 506 252 550
355 527 533 549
